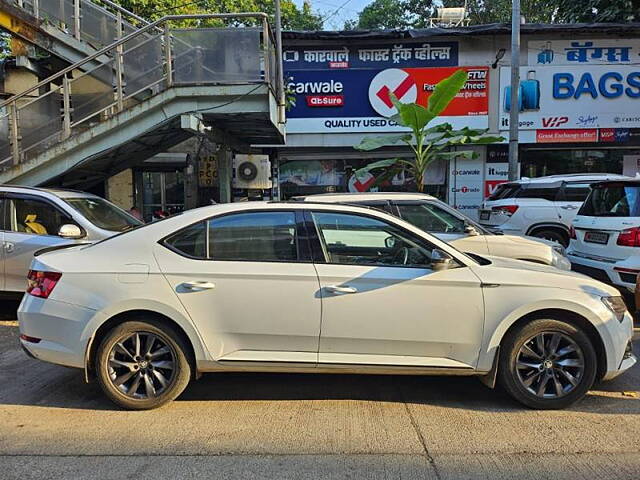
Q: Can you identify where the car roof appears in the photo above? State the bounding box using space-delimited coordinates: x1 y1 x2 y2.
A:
294 192 437 202
590 177 640 186
506 173 631 186
0 185 99 199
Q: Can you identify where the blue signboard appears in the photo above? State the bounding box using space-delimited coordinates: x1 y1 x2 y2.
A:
283 42 458 71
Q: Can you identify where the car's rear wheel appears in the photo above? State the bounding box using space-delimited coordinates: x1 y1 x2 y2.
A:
531 229 568 247
95 319 191 410
498 319 597 409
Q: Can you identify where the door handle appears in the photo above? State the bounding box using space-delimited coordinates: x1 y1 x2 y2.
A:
4 242 14 253
560 205 578 210
326 285 358 294
180 281 216 291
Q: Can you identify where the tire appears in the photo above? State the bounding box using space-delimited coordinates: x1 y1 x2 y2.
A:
531 229 568 247
498 318 597 410
95 319 191 410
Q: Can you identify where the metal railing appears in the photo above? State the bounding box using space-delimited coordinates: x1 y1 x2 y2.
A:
13 0 155 50
0 14 280 169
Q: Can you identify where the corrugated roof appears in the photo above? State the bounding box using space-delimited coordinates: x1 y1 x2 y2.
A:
283 22 640 40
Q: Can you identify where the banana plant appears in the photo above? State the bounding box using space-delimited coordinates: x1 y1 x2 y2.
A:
354 69 504 192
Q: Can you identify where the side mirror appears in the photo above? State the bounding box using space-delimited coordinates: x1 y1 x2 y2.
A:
58 224 84 239
464 224 480 236
384 236 397 248
431 248 455 271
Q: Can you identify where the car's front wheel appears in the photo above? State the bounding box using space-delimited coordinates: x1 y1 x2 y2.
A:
95 319 191 410
498 318 597 409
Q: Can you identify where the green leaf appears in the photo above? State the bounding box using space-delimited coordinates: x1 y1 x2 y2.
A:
427 69 468 117
354 133 411 151
390 93 435 131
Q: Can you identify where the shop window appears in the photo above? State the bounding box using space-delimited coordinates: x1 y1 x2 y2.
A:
141 171 185 222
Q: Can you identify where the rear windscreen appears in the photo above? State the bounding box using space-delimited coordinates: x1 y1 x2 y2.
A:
487 183 520 200
579 184 640 217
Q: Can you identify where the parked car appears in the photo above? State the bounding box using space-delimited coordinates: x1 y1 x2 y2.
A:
295 192 570 270
478 174 629 247
0 186 142 294
568 179 640 294
19 202 635 410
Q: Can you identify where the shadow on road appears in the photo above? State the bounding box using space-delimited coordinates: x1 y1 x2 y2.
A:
1 320 638 415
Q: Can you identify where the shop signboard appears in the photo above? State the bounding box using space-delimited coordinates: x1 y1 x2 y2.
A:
287 66 489 133
528 39 640 66
448 155 485 219
499 65 640 132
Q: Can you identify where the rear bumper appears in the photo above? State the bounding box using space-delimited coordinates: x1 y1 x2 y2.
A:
18 295 96 369
567 252 635 291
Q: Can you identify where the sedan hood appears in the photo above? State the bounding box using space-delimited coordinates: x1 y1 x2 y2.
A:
469 254 619 297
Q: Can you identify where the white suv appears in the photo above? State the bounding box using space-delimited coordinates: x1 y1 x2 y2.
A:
568 179 640 294
478 174 629 247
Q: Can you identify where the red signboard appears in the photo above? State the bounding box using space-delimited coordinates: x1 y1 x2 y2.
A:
536 129 598 143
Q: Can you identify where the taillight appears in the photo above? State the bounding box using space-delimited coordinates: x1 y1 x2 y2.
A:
27 270 62 298
616 227 640 247
491 205 519 215
569 226 576 240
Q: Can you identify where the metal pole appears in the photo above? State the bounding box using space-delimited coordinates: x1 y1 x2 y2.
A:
273 0 285 124
115 11 125 111
73 0 81 40
9 102 20 165
262 17 270 87
62 75 72 139
508 0 520 181
164 22 173 88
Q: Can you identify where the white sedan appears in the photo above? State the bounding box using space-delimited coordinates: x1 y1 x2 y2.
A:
295 192 570 270
18 202 635 410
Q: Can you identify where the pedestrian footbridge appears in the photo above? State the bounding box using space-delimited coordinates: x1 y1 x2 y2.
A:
0 9 284 187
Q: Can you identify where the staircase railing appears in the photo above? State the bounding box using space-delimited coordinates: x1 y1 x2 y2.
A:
12 0 156 50
0 13 280 170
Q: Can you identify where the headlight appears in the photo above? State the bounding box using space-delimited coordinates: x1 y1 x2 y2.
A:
552 244 565 256
601 296 628 322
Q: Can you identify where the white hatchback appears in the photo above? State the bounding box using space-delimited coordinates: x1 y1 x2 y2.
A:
569 179 640 293
18 202 635 410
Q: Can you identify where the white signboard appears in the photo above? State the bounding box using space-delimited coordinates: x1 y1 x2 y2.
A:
448 155 484 220
528 39 640 66
623 154 640 177
499 65 640 131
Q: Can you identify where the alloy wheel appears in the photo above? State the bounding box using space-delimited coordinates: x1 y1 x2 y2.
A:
515 331 585 399
107 331 176 399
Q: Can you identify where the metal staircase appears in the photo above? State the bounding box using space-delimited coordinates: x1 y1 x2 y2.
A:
0 13 284 187
0 0 156 67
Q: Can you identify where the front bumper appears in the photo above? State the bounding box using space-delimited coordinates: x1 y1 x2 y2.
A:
600 311 637 381
18 295 96 369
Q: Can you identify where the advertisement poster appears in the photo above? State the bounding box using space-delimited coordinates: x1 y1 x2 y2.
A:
623 154 640 177
286 65 488 133
499 65 640 132
448 156 484 219
528 39 640 66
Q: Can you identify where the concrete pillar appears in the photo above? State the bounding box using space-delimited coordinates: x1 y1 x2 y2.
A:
106 169 134 210
217 147 232 203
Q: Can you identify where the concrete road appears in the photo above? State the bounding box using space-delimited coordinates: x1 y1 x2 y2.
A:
1 318 639 479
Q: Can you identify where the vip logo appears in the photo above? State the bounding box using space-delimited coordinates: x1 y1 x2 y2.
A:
542 116 569 128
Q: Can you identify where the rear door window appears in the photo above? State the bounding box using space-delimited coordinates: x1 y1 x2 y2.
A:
559 183 592 202
516 187 558 201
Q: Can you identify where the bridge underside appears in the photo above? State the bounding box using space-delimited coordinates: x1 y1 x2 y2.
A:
0 84 284 187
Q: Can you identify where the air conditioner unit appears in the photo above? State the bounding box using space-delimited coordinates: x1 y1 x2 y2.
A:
232 154 272 189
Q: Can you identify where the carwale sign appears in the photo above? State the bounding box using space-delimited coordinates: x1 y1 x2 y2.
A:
287 66 489 133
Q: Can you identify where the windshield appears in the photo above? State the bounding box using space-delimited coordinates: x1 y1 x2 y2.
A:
65 197 143 232
396 201 491 235
578 184 640 217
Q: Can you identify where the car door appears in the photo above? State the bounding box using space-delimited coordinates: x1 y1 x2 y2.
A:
393 201 490 254
3 195 78 292
309 210 485 369
154 209 322 365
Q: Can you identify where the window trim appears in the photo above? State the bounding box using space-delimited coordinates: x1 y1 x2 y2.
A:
305 208 458 270
1 193 86 238
160 209 311 264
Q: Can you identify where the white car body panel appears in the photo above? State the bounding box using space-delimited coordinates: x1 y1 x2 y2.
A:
18 202 635 386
